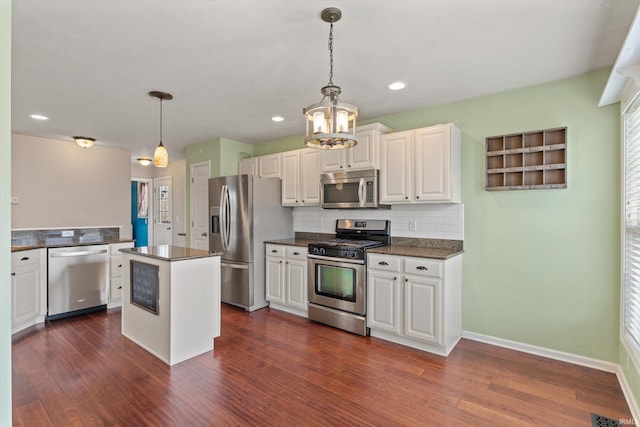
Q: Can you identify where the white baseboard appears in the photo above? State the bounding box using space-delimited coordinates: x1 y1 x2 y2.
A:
462 330 640 422
462 330 619 372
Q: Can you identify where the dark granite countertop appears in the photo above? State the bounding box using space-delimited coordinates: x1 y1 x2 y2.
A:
367 245 463 260
120 245 222 262
265 234 463 260
11 239 135 253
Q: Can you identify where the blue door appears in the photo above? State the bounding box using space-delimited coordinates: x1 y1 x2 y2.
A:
131 181 149 247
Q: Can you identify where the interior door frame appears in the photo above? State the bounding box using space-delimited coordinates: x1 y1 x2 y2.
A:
132 177 154 246
190 160 211 249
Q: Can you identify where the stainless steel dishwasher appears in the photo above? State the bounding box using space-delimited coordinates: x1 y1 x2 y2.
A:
47 244 109 319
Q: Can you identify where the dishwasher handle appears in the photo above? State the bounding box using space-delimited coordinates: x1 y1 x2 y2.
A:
50 249 108 257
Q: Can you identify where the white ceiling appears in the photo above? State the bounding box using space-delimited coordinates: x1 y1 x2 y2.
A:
11 0 640 163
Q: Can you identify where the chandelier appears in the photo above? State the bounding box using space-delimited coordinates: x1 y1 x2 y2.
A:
303 7 358 150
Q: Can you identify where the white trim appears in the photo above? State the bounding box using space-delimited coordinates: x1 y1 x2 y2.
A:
462 330 618 373
616 365 640 423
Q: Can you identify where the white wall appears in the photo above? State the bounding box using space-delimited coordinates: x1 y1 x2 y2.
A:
11 133 131 233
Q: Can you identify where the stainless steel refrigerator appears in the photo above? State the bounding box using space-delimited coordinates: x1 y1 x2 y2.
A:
209 174 293 311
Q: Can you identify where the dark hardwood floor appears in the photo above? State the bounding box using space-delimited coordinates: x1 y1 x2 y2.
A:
12 305 633 426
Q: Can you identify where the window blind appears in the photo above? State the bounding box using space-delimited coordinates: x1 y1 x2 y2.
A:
624 94 640 353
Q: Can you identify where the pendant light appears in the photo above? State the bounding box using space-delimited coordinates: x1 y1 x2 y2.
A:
303 7 358 150
150 91 173 167
73 136 95 149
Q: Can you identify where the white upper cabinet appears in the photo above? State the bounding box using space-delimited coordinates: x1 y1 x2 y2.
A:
258 154 282 179
380 123 461 204
282 149 320 206
321 123 392 172
238 157 257 175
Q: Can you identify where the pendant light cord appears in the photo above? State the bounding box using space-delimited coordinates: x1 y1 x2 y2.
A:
159 98 163 146
328 19 334 86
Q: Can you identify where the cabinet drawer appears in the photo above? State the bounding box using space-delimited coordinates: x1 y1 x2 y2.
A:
110 254 124 277
11 249 42 267
266 244 285 257
110 278 123 301
404 258 442 278
368 254 402 272
285 246 307 260
110 242 134 254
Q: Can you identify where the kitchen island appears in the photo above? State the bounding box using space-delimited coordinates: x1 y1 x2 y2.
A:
119 245 221 366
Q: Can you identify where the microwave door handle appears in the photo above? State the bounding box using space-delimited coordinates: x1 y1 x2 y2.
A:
358 178 366 207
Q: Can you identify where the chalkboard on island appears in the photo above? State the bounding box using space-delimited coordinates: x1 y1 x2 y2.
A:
130 260 159 315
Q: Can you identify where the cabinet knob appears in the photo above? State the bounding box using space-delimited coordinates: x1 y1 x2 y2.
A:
302 200 304 203
405 278 408 282
118 264 122 268
393 276 397 281
405 196 409 200
279 260 283 264
11 272 15 276
340 165 343 168
118 286 122 290
378 261 388 266
272 249 278 253
416 196 420 199
286 261 289 264
348 164 351 168
293 252 300 256
201 232 207 237
21 257 29 261
416 266 428 271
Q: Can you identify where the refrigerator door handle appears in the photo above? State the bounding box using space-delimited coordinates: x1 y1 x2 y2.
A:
221 262 249 270
219 185 228 251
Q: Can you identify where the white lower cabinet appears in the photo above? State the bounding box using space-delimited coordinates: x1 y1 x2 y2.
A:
109 242 134 307
265 244 308 317
11 249 46 334
367 253 461 356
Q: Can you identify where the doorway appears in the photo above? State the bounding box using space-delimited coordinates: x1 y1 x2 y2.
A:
131 178 153 247
190 161 210 250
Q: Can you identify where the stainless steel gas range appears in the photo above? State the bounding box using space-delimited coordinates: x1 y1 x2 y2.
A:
307 219 390 336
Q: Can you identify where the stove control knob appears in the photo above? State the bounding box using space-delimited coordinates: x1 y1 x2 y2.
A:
320 248 326 255
315 247 326 256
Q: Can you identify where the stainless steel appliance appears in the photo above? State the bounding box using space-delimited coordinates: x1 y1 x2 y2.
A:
320 169 388 209
47 244 109 320
308 219 390 335
209 174 293 311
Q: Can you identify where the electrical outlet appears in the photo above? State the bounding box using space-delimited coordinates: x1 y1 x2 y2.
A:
61 230 74 237
11 196 19 204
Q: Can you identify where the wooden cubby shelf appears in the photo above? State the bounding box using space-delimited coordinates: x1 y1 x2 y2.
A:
485 127 567 191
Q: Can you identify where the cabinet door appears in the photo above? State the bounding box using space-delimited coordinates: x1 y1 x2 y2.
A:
321 149 346 172
281 150 301 206
300 149 321 205
367 269 401 334
380 131 412 203
404 275 442 345
348 128 376 170
238 158 257 175
266 257 285 304
11 265 41 331
259 154 281 178
285 258 308 313
414 125 450 202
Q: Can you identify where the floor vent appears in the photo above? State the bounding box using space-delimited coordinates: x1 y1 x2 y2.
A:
591 413 621 427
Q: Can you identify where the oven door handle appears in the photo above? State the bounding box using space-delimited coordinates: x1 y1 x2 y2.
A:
308 254 365 265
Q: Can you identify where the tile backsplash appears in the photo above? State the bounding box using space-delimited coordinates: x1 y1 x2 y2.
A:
292 204 464 240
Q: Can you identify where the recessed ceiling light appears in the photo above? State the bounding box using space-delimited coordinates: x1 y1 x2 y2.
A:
388 81 407 91
272 116 284 122
30 114 49 120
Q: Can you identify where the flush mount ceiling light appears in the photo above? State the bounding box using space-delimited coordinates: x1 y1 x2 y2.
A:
137 157 153 166
303 7 358 150
73 136 95 149
149 90 173 168
271 116 284 122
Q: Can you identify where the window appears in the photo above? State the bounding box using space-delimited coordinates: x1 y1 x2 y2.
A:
623 93 640 360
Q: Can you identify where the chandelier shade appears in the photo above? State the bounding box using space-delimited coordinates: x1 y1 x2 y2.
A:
303 7 358 150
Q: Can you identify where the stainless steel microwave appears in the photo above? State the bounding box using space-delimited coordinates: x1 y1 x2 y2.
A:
320 169 389 209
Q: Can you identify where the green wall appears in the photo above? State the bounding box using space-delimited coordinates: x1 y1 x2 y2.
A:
258 69 622 363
